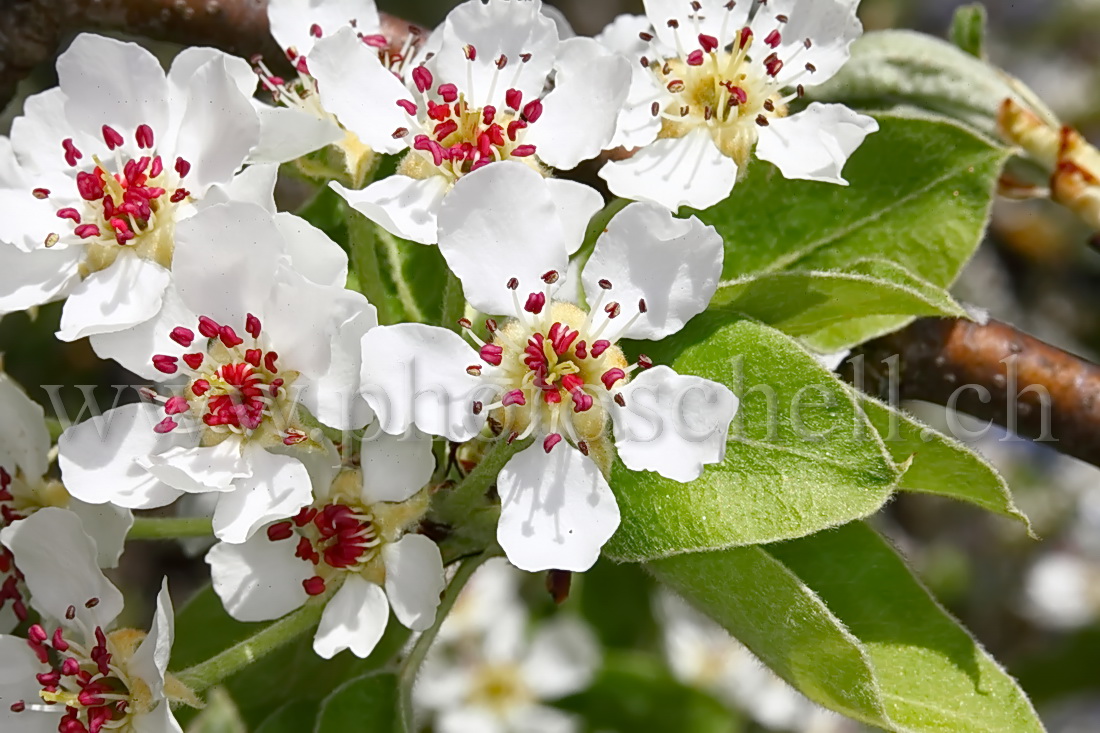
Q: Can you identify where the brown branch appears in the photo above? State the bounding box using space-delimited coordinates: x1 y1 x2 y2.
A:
0 0 417 112
848 317 1100 468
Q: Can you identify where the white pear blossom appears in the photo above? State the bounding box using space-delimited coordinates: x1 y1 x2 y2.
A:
207 430 446 659
308 0 630 243
57 203 377 544
0 33 261 340
0 509 185 733
656 589 851 732
415 559 598 733
360 162 738 572
0 373 132 633
597 0 879 211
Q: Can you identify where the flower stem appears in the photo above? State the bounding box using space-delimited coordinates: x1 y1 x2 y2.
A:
347 210 397 325
127 517 214 540
398 551 495 732
175 592 333 692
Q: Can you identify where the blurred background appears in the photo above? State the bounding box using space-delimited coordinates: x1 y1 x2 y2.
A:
2 0 1099 730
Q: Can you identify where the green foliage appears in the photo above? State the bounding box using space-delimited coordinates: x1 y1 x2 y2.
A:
696 113 1008 351
185 688 247 733
315 673 399 733
649 522 1044 732
607 317 902 562
556 652 741 733
950 4 989 58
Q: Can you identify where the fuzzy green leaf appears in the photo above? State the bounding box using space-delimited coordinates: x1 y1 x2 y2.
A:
950 4 988 58
314 672 398 733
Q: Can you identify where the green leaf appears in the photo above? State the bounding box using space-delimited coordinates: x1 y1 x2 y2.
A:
805 32 1057 139
556 652 741 733
577 559 659 650
650 522 1044 732
950 4 988 58
606 317 902 562
697 113 1008 350
851 389 1032 531
185 688 246 733
315 672 398 733
172 586 409 728
255 702 321 733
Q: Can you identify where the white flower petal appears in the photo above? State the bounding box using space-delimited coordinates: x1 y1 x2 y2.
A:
0 636 51 731
88 283 197 381
513 705 580 733
313 575 389 659
57 34 170 138
438 162 569 314
497 443 620 572
360 428 434 504
67 500 134 568
644 0 749 50
599 128 738 211
170 57 261 191
201 163 279 212
582 202 722 340
430 0 558 108
310 28 413 154
211 447 313 544
382 534 445 631
414 655 473 711
613 365 738 482
332 175 450 246
167 47 256 108
545 179 603 256
755 103 878 185
521 617 600 699
525 37 630 170
273 211 349 286
0 507 123 628
130 700 183 733
437 708 508 733
174 202 281 325
752 0 862 87
268 0 381 56
207 531 311 622
145 441 252 494
0 373 50 480
55 255 170 341
129 579 174 701
249 104 344 165
0 241 82 315
58 403 189 509
360 324 484 442
10 86 94 182
593 15 664 150
256 267 350 383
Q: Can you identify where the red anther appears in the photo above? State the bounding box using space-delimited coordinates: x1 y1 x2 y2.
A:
66 605 76 620
638 298 648 313
667 18 679 28
574 340 588 359
604 302 621 319
32 187 50 199
805 61 817 72
457 317 472 329
245 349 262 367
293 506 318 527
150 155 164 178
485 318 498 332
396 98 419 116
591 340 611 357
739 27 753 48
51 627 69 652
764 53 783 77
56 208 81 222
164 396 189 415
541 270 559 284
310 23 323 38
295 56 310 75
572 390 593 413
219 326 243 348
264 351 279 373
543 433 562 453
267 521 294 541
480 343 503 366
170 327 195 347
639 31 654 41
174 157 191 178
479 106 497 127
135 124 155 148
614 393 627 407
463 44 477 61
495 53 508 69
506 277 520 290
601 368 626 390
505 88 522 111
303 576 326 595
283 430 308 446
62 138 82 166
520 52 531 62
413 135 445 166
152 355 179 374
411 65 433 93
765 29 782 48
467 365 482 376
434 119 458 141
9 701 25 713
392 127 409 139
543 389 562 405
245 313 262 338
524 292 546 314
725 84 748 105
170 188 190 203
686 49 704 66
437 83 458 103
522 98 543 123
60 658 81 676
362 34 388 48
638 354 653 369
28 624 47 643
472 400 483 414
560 373 584 393
101 125 124 150
154 417 178 434
507 120 527 142
37 671 61 688
502 389 526 407
699 33 719 52
192 379 210 396
598 279 613 290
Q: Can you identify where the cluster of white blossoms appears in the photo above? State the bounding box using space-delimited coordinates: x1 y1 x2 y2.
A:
0 0 873 705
